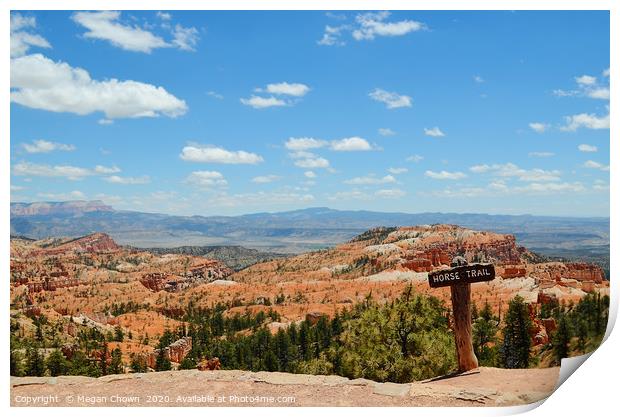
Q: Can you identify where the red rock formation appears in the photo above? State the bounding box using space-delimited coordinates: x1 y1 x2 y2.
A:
537 291 558 305
530 320 549 345
528 262 605 284
306 312 327 325
28 233 120 257
197 358 221 371
146 337 192 368
499 265 527 279
541 318 557 335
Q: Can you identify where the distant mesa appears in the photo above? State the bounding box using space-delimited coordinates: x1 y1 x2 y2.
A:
10 200 114 216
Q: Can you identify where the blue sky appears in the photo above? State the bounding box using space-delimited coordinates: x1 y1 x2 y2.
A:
10 10 610 217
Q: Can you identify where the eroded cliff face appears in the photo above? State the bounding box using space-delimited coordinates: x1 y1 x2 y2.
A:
10 225 609 364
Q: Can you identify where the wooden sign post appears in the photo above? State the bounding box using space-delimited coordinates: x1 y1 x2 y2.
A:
428 259 495 372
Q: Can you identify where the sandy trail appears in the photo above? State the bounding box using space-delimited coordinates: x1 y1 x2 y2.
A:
11 366 560 407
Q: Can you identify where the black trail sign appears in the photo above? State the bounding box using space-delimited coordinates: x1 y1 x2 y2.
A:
427 261 496 372
428 263 495 288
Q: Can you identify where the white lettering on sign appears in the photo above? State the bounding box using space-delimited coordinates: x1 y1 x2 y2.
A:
428 264 495 288
433 271 461 283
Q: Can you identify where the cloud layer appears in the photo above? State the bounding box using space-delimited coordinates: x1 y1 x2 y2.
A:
11 54 188 119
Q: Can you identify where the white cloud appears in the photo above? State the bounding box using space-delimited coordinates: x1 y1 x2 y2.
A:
327 190 371 201
603 68 610 77
424 170 466 180
104 175 150 185
388 167 408 174
376 188 406 198
11 54 187 118
352 11 425 41
583 160 609 171
13 162 93 180
529 122 549 133
37 190 87 200
575 75 596 86
72 11 170 53
304 171 317 178
186 171 228 188
424 127 445 137
578 144 598 153
317 25 348 46
10 13 51 58
552 89 579 97
11 185 26 192
261 82 310 97
473 75 484 83
156 12 172 21
171 24 199 51
330 137 373 151
587 87 610 100
289 151 317 159
406 154 423 163
369 88 412 109
555 71 609 101
98 118 114 125
432 181 587 198
293 156 330 169
240 95 287 109
319 12 424 46
206 91 224 100
561 112 610 131
344 174 396 185
285 136 374 152
243 82 310 108
515 169 562 182
431 187 487 198
180 145 264 164
528 152 555 158
252 175 281 184
285 137 327 151
469 162 561 182
208 191 315 207
72 11 199 53
378 128 396 136
22 140 75 153
470 164 490 173
513 182 586 193
94 165 121 174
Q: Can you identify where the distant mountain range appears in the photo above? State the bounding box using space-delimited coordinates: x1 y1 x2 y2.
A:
10 201 610 266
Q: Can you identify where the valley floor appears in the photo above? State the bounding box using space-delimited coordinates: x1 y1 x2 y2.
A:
11 366 559 407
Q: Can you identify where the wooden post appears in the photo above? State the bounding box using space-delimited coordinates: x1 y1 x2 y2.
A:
427 261 495 373
450 283 478 372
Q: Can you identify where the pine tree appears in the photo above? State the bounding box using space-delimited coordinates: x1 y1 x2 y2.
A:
130 354 147 373
25 346 45 376
11 350 24 376
299 321 311 361
155 349 172 371
108 348 124 374
471 302 479 320
99 342 109 375
552 314 571 364
46 350 69 376
500 295 532 369
179 355 196 370
473 302 498 366
114 325 124 342
275 328 291 371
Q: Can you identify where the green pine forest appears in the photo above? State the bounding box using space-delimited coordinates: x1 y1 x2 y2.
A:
10 286 609 383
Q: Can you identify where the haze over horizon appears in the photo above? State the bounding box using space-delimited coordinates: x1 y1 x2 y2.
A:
10 11 610 217
10 199 612 220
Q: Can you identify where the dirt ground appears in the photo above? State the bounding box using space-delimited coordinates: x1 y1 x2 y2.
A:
11 366 560 407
